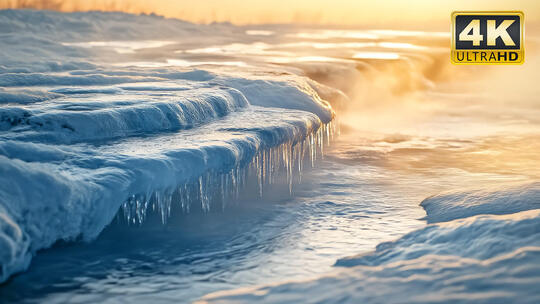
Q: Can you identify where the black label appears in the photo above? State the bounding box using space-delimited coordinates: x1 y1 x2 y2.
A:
455 15 520 50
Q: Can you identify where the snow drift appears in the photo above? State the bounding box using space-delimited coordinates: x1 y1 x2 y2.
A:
420 182 540 224
201 182 540 303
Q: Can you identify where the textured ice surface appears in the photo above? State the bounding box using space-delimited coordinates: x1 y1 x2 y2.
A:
202 183 540 303
0 10 335 283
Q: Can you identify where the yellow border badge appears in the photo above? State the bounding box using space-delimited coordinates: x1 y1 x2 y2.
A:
452 11 524 65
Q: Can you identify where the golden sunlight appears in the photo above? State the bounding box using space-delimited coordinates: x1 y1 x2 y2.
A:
2 0 540 25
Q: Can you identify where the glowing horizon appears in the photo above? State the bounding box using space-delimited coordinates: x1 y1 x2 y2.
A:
1 0 540 26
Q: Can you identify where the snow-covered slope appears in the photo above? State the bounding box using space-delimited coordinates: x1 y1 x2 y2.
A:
0 10 335 283
201 182 540 303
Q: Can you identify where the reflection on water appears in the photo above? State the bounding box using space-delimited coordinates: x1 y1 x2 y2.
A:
377 42 426 50
182 42 279 56
265 56 354 64
114 59 250 68
352 52 400 60
245 30 275 36
368 29 450 38
288 30 379 40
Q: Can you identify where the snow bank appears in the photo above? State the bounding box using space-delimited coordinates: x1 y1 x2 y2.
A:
1 86 249 144
221 76 333 123
201 183 540 303
0 84 332 283
421 182 540 223
0 88 62 105
0 10 336 283
0 106 331 283
336 208 540 267
200 246 540 304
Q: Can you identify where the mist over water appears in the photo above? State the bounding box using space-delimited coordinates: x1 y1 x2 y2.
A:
3 0 540 26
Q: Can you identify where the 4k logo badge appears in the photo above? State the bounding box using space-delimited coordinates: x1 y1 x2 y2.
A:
452 11 524 64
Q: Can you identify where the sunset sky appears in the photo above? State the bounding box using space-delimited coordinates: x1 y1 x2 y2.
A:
2 0 540 26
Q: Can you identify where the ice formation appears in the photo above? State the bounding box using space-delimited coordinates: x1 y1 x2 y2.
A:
0 10 337 283
119 121 338 225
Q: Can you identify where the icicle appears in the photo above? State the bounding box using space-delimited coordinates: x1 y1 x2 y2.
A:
295 141 304 183
181 183 191 213
309 133 315 167
233 166 240 199
199 176 209 212
119 118 339 225
288 143 293 194
256 152 263 197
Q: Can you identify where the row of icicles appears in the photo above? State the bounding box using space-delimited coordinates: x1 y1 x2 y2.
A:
120 119 339 225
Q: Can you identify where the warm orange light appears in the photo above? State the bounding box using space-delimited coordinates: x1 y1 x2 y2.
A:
1 0 540 25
